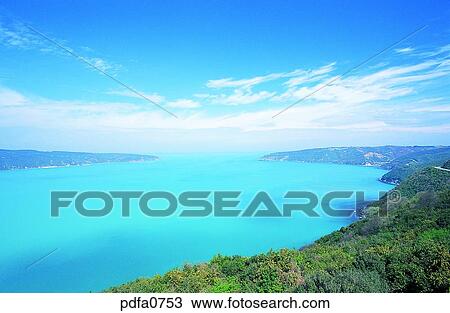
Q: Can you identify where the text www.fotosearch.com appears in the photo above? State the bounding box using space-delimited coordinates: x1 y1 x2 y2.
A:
120 296 331 310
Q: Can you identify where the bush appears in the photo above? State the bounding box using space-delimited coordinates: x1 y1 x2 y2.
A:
108 168 450 293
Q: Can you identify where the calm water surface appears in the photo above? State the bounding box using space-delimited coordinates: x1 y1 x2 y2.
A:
0 153 392 292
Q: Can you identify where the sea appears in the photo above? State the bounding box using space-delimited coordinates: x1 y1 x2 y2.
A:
0 153 392 292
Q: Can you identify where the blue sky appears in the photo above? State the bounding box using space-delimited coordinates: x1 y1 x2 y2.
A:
0 0 449 153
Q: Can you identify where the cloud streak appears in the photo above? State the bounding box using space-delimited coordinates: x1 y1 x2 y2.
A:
395 47 415 54
0 43 449 150
0 18 120 74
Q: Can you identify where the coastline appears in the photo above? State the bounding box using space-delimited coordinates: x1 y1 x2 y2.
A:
259 157 388 168
0 158 160 172
1 155 387 292
259 158 395 220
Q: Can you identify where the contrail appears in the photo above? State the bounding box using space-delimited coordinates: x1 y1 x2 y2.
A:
272 25 428 118
25 248 59 270
22 23 178 119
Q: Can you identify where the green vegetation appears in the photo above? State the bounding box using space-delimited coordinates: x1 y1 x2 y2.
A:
261 145 450 184
394 167 450 198
380 147 450 184
108 165 450 293
443 160 450 170
261 146 443 167
0 149 158 170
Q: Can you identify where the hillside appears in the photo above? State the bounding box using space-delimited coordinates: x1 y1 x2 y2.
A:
394 167 450 198
0 149 158 170
260 146 439 166
108 164 450 293
261 146 450 184
379 147 450 184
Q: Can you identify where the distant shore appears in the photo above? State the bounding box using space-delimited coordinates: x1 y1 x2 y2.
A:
0 149 159 171
0 158 159 171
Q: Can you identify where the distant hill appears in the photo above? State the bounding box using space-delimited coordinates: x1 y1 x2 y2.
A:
393 166 450 199
107 165 450 293
443 160 450 170
369 164 450 212
380 147 450 184
261 146 439 166
261 146 450 184
0 149 158 170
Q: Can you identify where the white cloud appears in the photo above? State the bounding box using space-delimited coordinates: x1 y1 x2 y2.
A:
193 93 211 99
1 44 450 142
106 89 166 103
1 86 449 136
0 87 28 106
203 63 336 106
209 90 276 106
418 44 450 57
87 57 114 73
206 73 283 89
206 63 336 90
272 57 450 105
107 90 201 109
0 22 41 49
0 19 119 75
395 47 415 54
407 105 450 113
203 46 449 109
283 62 336 88
166 99 201 109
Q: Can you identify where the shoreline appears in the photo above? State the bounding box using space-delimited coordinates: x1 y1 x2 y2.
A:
0 158 160 172
260 158 395 185
260 158 395 219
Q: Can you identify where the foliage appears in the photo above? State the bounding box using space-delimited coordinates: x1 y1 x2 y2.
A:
107 168 450 293
381 152 450 184
443 160 450 170
0 149 157 170
261 145 450 184
262 146 442 167
395 167 450 198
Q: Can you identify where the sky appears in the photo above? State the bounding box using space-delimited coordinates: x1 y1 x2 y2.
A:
0 0 450 153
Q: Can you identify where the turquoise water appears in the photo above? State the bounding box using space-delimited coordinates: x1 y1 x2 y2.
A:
0 154 391 292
